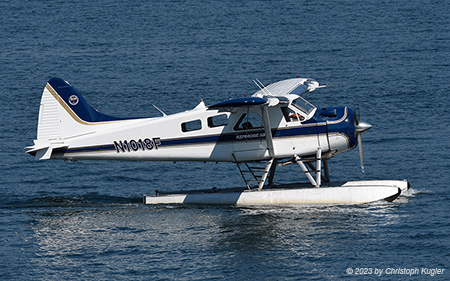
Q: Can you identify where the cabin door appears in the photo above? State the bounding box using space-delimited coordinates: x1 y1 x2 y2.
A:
232 111 267 162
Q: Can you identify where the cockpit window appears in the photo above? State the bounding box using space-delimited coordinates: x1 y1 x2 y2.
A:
234 113 264 131
293 96 315 115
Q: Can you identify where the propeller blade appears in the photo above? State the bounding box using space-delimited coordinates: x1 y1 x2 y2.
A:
358 134 365 173
353 109 371 173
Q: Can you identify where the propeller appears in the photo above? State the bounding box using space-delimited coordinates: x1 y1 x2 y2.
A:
354 113 372 173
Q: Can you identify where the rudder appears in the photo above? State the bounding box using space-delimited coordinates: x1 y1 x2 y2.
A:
27 78 127 159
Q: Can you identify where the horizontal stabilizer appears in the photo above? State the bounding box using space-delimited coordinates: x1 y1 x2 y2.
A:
25 143 68 160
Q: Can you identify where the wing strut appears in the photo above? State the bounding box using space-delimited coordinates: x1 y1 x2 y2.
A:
256 105 276 190
233 104 276 191
261 105 275 158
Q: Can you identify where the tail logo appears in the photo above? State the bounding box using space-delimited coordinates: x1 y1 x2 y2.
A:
68 95 79 106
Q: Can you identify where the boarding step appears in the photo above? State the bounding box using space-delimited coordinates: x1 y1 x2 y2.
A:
236 159 274 190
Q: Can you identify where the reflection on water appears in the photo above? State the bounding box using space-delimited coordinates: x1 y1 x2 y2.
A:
29 199 408 279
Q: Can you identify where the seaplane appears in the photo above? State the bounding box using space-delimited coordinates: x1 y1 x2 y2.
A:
25 77 409 205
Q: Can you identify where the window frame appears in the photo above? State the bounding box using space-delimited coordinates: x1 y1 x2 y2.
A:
233 112 264 131
207 114 229 128
181 119 202 132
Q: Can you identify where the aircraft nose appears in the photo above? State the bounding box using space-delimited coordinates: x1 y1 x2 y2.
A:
355 121 372 134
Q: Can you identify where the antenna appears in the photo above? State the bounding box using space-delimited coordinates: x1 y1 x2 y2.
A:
152 104 167 117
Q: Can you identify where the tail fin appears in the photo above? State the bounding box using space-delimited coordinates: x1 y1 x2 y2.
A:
26 78 126 159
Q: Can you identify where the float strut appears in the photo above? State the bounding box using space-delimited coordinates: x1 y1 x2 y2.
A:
295 155 319 187
258 158 274 191
267 159 278 186
316 148 322 187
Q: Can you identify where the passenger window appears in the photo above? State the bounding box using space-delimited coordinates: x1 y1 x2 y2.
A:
181 119 202 132
234 113 264 131
208 114 228 128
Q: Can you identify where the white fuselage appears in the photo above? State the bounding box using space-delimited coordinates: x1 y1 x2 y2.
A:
54 102 352 162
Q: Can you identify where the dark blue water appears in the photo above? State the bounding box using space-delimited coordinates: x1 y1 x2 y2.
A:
1 0 449 279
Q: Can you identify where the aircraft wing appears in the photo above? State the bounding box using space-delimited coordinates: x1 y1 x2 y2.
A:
208 95 290 111
208 97 267 112
208 78 321 112
252 78 320 98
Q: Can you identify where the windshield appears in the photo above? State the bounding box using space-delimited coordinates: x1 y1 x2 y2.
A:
293 96 316 115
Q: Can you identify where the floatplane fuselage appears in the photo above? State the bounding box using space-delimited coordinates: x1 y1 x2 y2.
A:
26 77 409 205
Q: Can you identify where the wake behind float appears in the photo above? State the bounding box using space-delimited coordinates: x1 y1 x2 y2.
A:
26 77 409 205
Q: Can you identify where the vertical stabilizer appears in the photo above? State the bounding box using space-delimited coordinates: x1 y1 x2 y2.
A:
26 78 130 159
37 84 62 141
